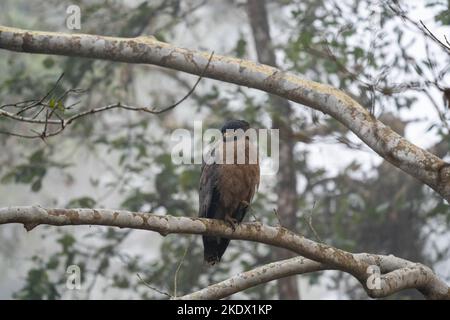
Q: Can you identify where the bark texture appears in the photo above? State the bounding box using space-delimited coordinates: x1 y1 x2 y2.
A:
0 206 449 300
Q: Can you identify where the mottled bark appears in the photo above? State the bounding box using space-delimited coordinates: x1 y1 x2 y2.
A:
179 257 325 299
247 0 299 299
0 206 448 300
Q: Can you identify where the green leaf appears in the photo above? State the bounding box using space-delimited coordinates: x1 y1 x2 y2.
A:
42 57 55 69
57 101 65 112
31 179 42 192
414 63 423 75
1 171 15 184
46 256 60 270
30 149 44 162
354 47 364 60
57 234 76 253
49 98 56 109
234 38 247 58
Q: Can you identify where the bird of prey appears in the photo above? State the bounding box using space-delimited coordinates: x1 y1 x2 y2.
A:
199 120 260 265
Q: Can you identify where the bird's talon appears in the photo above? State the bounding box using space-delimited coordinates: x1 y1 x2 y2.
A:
225 216 238 231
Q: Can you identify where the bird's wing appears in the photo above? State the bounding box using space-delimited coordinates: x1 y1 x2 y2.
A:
198 162 221 219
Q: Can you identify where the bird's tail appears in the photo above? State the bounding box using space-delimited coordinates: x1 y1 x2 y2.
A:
202 236 230 265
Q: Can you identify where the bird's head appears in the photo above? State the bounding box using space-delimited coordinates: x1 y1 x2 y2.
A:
220 120 250 140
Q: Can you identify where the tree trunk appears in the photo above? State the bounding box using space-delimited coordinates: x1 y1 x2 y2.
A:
247 0 300 300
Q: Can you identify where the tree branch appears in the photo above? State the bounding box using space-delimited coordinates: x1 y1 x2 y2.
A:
0 206 448 299
178 256 326 300
1 26 449 201
386 2 450 53
0 53 213 139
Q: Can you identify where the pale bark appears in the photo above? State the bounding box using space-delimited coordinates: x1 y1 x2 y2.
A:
178 257 325 300
1 25 449 201
0 206 448 299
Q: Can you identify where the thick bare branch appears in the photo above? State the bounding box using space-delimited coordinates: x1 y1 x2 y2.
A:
1 26 449 201
178 257 326 300
0 206 448 299
181 253 450 300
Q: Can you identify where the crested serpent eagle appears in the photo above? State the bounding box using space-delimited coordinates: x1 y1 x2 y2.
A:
199 120 260 265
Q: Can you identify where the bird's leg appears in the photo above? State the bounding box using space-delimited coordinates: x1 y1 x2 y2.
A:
224 213 238 231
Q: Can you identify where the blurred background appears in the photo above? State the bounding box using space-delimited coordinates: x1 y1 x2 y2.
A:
0 0 449 299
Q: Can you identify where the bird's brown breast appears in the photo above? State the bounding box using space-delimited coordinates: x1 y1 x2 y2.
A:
216 138 260 213
218 163 259 212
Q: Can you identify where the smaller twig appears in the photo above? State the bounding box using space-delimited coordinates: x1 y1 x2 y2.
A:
65 100 82 110
273 208 282 227
387 2 450 52
41 73 65 102
13 100 40 115
32 105 47 120
419 20 450 52
0 99 35 110
56 88 88 103
0 109 60 124
173 238 192 298
0 129 41 139
305 201 323 243
0 52 215 140
136 273 172 298
41 109 50 139
145 51 214 114
445 35 450 48
16 73 65 116
422 89 450 132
